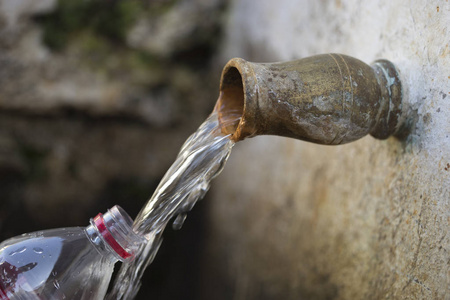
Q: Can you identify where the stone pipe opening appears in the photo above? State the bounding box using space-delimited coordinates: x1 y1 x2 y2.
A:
216 66 246 141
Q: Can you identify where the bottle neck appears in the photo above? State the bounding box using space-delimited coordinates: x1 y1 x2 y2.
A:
85 205 143 262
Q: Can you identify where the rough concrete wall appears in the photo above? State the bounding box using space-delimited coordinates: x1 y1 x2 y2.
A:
203 1 450 299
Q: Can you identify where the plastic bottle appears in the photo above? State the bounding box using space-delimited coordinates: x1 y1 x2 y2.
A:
0 205 144 300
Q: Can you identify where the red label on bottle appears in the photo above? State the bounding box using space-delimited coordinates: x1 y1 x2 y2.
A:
0 284 9 300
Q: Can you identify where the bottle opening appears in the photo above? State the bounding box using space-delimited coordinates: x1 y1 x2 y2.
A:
91 205 144 261
93 213 132 260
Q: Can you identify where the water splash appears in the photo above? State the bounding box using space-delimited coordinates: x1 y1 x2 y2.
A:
107 108 240 299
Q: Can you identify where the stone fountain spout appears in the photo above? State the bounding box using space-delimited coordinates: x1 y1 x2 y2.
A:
215 53 405 144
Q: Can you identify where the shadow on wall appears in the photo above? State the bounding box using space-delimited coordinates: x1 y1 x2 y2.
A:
0 0 228 299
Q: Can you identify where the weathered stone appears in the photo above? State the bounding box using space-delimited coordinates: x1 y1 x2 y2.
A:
127 0 225 60
203 0 450 299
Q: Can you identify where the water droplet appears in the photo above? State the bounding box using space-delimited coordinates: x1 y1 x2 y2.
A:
53 280 60 289
33 247 44 254
180 198 196 213
9 246 26 256
172 213 187 230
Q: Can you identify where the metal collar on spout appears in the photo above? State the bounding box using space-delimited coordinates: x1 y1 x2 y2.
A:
216 53 405 144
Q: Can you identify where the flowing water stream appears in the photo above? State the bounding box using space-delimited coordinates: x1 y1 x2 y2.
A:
107 103 241 299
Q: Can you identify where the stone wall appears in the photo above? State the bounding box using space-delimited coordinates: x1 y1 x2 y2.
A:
203 1 450 299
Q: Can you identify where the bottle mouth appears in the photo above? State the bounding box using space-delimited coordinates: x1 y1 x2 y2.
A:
92 205 143 260
93 213 132 259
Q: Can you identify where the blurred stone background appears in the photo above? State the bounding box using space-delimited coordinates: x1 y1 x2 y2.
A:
0 0 227 298
0 0 449 300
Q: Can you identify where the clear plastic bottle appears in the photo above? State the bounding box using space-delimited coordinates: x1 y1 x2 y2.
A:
0 205 144 300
